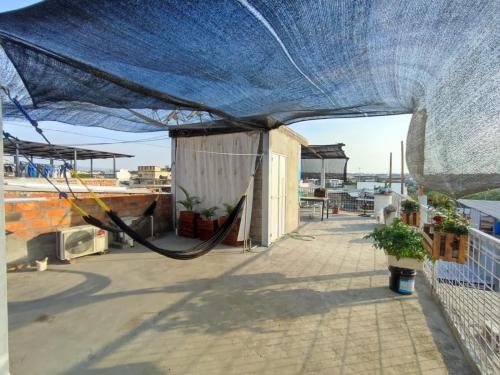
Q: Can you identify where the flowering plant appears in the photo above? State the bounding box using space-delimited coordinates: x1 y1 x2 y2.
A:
432 215 442 225
432 213 468 235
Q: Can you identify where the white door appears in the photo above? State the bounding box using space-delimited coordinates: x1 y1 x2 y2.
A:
270 153 286 243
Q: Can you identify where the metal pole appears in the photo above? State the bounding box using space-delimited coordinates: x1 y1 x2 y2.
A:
171 137 176 230
320 158 326 188
73 148 77 171
112 155 116 177
343 158 348 183
90 158 93 178
400 141 404 195
0 95 11 374
14 143 20 177
388 152 392 188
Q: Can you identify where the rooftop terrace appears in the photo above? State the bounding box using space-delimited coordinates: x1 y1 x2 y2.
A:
7 214 471 374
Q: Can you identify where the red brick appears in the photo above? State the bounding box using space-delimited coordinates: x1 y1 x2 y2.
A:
15 202 38 211
31 219 50 229
22 211 42 220
51 216 72 227
47 209 66 217
6 222 27 232
40 200 63 208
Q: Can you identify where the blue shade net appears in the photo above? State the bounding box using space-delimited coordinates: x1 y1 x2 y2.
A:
0 0 498 195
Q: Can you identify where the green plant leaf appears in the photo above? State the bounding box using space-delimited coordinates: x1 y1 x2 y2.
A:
364 219 429 261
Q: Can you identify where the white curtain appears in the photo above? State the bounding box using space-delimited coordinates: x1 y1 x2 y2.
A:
175 131 261 240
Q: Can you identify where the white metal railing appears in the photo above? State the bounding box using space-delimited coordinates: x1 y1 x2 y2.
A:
416 203 500 374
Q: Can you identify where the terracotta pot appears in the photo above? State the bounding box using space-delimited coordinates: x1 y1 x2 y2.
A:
178 211 199 238
332 206 339 214
218 216 243 246
197 218 218 241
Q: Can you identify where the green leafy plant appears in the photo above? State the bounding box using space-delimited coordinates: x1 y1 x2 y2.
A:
177 186 201 211
432 213 469 235
223 203 234 216
427 191 456 211
401 199 419 212
364 219 429 261
200 206 218 221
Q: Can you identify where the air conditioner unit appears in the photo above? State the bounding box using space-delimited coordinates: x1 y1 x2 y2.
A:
56 225 108 261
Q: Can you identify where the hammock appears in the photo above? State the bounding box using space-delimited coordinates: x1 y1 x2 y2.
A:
105 194 246 260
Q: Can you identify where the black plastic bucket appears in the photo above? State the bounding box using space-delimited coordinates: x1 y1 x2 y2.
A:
389 266 416 295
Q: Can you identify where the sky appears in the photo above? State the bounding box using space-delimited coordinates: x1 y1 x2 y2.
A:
1 0 410 174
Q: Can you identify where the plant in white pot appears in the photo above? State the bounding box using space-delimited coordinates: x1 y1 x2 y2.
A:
365 219 430 294
364 218 429 271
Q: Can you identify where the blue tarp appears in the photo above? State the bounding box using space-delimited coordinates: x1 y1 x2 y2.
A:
0 0 498 194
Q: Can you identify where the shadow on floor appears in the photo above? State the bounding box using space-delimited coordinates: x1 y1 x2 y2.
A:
8 268 388 331
79 362 166 375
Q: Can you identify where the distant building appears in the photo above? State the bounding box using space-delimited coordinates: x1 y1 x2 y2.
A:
115 168 131 182
458 199 500 237
136 165 171 185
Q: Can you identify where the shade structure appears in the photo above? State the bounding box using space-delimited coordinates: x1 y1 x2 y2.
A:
3 138 133 160
301 144 349 183
0 0 498 195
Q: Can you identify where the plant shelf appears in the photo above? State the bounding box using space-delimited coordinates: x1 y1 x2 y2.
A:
422 224 468 264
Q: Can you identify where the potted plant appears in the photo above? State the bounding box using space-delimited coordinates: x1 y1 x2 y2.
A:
401 199 420 226
197 206 219 241
219 203 243 246
365 219 429 294
177 186 201 238
383 204 397 225
331 200 340 214
423 213 469 263
314 187 326 198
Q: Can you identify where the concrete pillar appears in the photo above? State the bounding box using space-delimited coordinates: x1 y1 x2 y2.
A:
112 155 116 177
90 158 93 178
0 97 11 374
261 132 271 246
73 148 77 171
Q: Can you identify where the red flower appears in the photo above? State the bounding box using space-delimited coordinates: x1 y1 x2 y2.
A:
433 215 442 225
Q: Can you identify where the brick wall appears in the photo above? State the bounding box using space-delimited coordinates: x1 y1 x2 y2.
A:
5 193 173 264
4 177 119 186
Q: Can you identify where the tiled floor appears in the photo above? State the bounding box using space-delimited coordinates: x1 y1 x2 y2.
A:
7 214 471 374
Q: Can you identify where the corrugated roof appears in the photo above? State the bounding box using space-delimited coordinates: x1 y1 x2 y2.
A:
301 144 348 159
3 138 133 160
458 199 500 219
